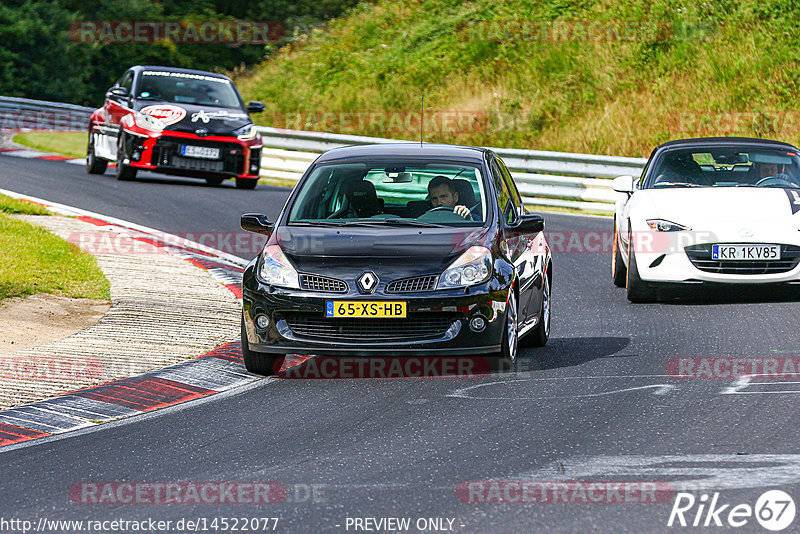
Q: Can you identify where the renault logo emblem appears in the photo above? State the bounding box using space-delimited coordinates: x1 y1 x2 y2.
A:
739 228 754 238
357 272 378 294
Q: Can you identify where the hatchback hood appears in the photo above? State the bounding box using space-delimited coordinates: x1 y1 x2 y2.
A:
274 226 490 274
134 101 252 135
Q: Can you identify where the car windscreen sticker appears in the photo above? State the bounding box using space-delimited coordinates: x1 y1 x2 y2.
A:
190 109 247 123
785 189 800 214
140 104 186 126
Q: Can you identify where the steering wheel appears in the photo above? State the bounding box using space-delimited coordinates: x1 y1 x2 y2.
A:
427 206 454 212
756 174 796 188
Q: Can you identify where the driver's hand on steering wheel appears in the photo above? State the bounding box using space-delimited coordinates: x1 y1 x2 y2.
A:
453 205 471 219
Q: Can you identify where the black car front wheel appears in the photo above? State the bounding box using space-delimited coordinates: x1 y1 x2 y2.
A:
626 225 657 303
115 134 137 181
241 315 285 376
86 133 107 175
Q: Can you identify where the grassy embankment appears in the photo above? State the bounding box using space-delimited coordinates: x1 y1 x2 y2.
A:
0 194 109 302
235 0 800 157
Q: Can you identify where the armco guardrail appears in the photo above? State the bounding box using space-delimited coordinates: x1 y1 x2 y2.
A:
0 95 643 213
0 96 92 131
256 126 644 213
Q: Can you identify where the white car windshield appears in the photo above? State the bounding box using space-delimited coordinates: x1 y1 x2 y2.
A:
648 146 800 189
288 161 487 227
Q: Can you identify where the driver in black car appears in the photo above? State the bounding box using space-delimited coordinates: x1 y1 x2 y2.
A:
427 175 472 219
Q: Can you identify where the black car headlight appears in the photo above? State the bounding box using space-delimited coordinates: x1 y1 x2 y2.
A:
258 245 300 289
235 124 258 140
439 246 492 289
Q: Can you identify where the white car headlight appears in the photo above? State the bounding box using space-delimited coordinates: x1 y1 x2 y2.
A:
647 219 691 232
133 112 166 132
236 124 258 140
258 244 300 289
439 245 492 289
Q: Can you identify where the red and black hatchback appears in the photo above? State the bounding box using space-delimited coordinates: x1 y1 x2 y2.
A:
87 65 264 189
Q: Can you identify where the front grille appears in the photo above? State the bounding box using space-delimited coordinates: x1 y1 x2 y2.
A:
151 136 245 175
279 312 459 341
685 244 800 274
386 275 438 293
171 156 224 172
300 274 348 293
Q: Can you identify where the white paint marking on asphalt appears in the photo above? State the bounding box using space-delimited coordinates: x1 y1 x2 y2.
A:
720 375 800 395
517 454 800 491
447 375 676 400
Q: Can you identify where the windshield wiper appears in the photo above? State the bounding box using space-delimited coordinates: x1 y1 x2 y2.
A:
296 220 389 227
378 218 447 228
653 182 703 188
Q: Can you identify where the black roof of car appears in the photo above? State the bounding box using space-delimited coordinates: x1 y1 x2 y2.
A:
131 65 232 81
316 143 490 164
655 137 799 150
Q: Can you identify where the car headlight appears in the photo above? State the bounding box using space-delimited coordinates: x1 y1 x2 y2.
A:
258 244 300 289
646 219 691 232
439 246 492 289
132 112 166 132
236 124 258 140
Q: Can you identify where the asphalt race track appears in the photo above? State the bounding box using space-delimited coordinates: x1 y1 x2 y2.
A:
2 156 800 532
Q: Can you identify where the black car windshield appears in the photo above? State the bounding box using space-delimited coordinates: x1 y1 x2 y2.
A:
288 161 488 226
137 71 241 108
647 146 800 189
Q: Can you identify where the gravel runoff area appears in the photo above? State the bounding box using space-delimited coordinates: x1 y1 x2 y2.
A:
0 214 240 408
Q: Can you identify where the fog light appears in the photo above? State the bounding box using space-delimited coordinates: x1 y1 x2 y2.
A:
250 162 259 174
131 150 141 161
469 316 486 332
255 315 270 329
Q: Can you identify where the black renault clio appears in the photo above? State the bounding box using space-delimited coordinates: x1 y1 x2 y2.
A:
240 143 552 375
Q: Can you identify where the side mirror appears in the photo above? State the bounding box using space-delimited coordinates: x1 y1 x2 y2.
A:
241 213 273 235
107 86 129 99
514 213 545 234
247 101 265 113
612 175 635 193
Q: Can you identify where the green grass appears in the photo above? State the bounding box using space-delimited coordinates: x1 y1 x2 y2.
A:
0 193 50 215
235 0 800 157
13 131 86 160
0 195 110 302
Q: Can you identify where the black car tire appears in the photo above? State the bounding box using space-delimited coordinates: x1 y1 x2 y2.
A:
626 225 657 303
524 266 550 347
115 134 137 181
86 133 107 175
241 315 284 376
236 178 258 190
205 177 224 186
491 290 518 371
612 217 627 287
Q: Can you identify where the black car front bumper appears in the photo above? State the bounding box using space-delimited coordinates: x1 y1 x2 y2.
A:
242 272 509 357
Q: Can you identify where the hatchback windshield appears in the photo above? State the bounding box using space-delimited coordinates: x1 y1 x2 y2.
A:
288 161 487 226
648 146 800 189
137 71 241 108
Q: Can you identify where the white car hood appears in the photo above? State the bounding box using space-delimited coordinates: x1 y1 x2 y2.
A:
638 187 800 227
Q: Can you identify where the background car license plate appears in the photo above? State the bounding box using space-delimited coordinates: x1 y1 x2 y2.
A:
712 244 780 260
326 301 407 318
180 145 220 159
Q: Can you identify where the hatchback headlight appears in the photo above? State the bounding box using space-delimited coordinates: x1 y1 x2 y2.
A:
439 246 492 289
258 245 300 289
647 219 690 232
236 124 258 140
132 112 166 132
